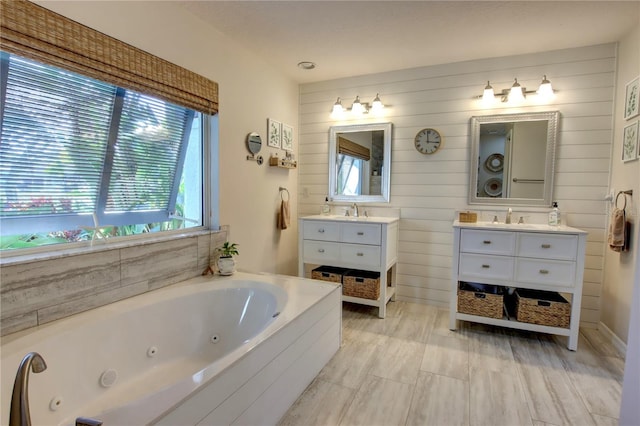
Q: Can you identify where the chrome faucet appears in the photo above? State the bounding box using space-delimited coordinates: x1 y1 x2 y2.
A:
352 203 359 218
505 207 512 224
10 352 47 426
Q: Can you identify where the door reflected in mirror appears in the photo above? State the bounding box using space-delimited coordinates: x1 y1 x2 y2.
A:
329 123 392 203
469 111 559 207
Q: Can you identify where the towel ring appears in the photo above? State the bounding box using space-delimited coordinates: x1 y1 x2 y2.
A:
279 187 290 202
615 191 627 210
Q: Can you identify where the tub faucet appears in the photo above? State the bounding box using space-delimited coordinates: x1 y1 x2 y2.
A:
352 203 359 218
10 352 47 426
505 208 512 224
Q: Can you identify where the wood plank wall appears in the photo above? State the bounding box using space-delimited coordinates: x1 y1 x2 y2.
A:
298 44 616 328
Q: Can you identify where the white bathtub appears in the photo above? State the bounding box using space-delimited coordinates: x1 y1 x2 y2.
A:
1 272 342 425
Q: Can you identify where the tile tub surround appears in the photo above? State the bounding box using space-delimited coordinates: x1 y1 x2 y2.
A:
0 230 227 336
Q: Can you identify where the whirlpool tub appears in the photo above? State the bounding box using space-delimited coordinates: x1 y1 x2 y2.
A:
0 272 342 425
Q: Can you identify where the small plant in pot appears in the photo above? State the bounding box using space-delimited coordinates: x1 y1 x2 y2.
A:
217 242 239 275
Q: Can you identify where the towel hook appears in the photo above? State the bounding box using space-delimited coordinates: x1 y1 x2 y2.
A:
279 187 290 202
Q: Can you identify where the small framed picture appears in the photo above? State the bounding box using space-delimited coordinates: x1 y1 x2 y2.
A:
267 118 281 148
622 121 638 162
281 123 293 151
624 76 639 120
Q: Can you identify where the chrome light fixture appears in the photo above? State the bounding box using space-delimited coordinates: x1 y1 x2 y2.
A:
331 97 345 119
508 78 525 103
370 93 385 114
536 75 555 101
350 95 366 116
482 81 496 106
330 94 386 119
478 76 555 105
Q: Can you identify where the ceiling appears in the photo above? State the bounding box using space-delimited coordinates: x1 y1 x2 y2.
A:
179 1 639 84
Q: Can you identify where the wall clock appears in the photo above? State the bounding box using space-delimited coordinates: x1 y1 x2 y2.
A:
414 128 442 154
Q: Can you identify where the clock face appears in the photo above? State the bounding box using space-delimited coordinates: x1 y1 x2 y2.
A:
414 128 441 154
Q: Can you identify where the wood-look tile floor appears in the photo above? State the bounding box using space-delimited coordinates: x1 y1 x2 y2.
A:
278 301 625 426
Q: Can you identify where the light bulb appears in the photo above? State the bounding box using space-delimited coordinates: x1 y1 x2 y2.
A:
331 97 344 119
537 75 554 101
371 93 384 115
482 81 495 105
508 78 525 103
351 95 365 116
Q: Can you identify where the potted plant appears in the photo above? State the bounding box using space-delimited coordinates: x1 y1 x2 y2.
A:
217 242 239 275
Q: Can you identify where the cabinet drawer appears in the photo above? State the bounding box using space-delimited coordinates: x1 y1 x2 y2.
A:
303 240 340 263
515 258 576 287
303 221 340 241
342 223 382 245
458 253 514 281
460 230 516 255
517 233 578 261
340 244 381 268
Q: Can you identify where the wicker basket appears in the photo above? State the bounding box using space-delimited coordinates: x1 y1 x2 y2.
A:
457 282 504 319
311 266 346 283
515 289 570 328
343 270 380 300
459 211 478 223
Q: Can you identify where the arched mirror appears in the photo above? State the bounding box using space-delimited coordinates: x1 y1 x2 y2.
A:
468 111 559 207
329 122 392 203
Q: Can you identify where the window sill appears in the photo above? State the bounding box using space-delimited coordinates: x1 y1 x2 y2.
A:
0 228 219 267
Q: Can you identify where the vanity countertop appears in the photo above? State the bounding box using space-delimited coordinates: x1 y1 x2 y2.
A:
453 220 587 234
302 215 400 224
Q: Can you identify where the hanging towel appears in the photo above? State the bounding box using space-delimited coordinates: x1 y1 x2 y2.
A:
608 208 626 252
278 199 290 230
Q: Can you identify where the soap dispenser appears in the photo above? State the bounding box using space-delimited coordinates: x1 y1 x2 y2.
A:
321 197 331 215
548 202 560 226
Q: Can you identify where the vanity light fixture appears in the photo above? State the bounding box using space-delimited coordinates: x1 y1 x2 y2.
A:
330 94 386 119
350 95 367 116
478 76 555 104
331 97 345 119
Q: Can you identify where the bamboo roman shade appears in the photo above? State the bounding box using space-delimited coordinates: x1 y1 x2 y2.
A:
0 0 218 114
338 136 371 161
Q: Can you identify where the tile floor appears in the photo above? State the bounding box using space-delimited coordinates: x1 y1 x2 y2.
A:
278 301 625 426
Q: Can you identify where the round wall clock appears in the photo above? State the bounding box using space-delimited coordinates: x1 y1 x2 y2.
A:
414 128 442 154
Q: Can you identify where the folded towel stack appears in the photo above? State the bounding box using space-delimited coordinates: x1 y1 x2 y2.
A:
608 207 628 252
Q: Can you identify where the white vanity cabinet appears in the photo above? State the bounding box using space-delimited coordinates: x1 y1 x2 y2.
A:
450 221 587 350
299 215 399 318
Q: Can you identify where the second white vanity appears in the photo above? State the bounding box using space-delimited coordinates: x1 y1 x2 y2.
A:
298 215 399 318
450 220 587 350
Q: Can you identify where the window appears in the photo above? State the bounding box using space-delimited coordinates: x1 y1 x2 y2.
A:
0 53 208 250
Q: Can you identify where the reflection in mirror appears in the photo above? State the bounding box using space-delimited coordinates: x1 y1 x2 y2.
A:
329 122 392 203
469 111 559 207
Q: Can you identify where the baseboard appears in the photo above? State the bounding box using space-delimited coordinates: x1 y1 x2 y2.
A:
598 321 627 355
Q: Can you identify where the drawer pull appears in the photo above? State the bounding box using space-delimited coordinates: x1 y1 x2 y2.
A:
483 240 492 244
357 231 364 235
538 301 551 307
541 244 551 249
539 269 549 274
318 249 325 253
474 293 486 299
357 252 364 257
318 229 325 233
481 264 490 268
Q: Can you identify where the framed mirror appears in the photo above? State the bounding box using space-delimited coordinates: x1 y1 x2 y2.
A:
329 122 392 203
468 111 559 207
